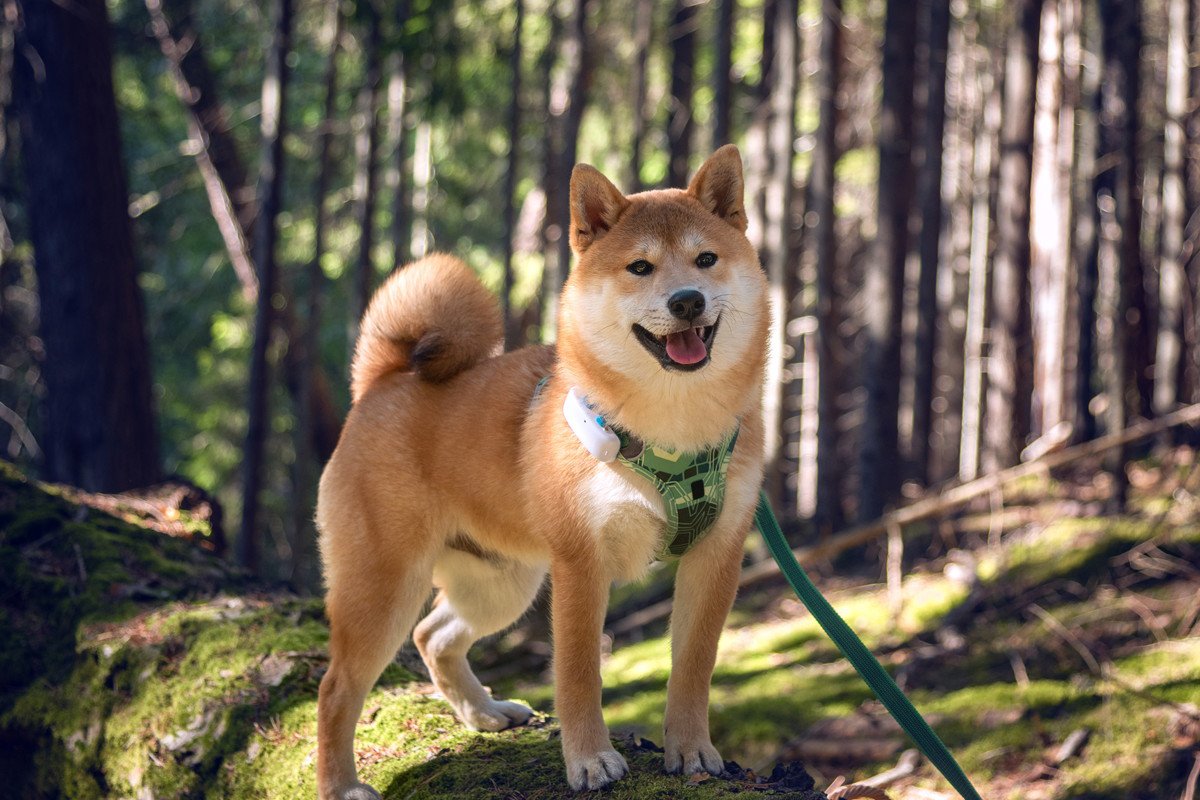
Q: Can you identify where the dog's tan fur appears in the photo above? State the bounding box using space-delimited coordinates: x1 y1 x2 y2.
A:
315 146 769 799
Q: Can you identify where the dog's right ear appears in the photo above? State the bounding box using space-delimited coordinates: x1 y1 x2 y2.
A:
688 145 747 232
570 165 629 254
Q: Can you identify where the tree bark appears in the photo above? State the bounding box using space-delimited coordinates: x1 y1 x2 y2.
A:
352 0 384 330
16 0 161 492
858 0 917 519
1072 0 1101 443
1095 0 1143 509
667 0 698 188
1155 0 1188 414
744 0 778 255
909 0 951 485
291 0 342 591
809 0 844 532
959 51 1002 481
239 0 292 573
543 0 591 334
761 0 799 510
502 0 524 349
984 0 1042 472
628 0 652 192
712 0 734 151
388 0 412 269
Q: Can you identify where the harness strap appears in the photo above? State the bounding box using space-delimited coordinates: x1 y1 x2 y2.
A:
754 492 982 800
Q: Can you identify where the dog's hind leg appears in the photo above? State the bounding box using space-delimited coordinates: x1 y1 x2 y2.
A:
317 547 435 800
414 547 546 731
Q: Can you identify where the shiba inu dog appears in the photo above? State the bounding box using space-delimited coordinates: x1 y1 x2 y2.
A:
316 145 769 798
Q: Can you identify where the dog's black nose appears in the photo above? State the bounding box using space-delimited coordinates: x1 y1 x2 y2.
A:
667 289 706 322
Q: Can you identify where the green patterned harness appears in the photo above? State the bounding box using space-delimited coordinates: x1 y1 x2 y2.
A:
531 375 739 558
611 427 740 558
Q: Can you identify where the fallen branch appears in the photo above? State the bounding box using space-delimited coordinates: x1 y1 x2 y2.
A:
739 403 1200 591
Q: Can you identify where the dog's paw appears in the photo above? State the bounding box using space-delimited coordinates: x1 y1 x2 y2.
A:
664 737 724 777
565 747 629 791
332 782 382 800
460 698 534 731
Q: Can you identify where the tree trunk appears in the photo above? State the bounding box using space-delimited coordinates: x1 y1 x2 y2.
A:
16 0 161 492
291 0 342 591
1030 0 1066 436
1073 0 1101 442
744 0 778 254
909 0 951 485
930 0 973 483
809 0 844 532
1096 0 1143 509
388 0 412 269
502 0 524 349
142 0 342 463
712 0 734 150
1155 0 1188 414
543 0 591 334
352 1 384 330
239 0 292 574
667 0 698 188
1058 0 1083 440
858 0 917 520
628 0 652 192
144 0 257 295
984 0 1042 472
761 0 799 510
1186 0 1200 403
959 53 1002 481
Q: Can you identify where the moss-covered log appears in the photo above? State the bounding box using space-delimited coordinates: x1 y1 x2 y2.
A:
0 463 826 799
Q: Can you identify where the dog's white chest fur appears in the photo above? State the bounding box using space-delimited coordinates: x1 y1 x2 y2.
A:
579 464 667 582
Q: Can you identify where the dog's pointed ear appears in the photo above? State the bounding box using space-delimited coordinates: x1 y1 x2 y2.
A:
687 145 747 231
570 164 629 253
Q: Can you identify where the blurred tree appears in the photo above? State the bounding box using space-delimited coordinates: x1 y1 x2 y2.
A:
1096 0 1143 509
502 0 524 349
667 0 697 187
984 0 1041 471
351 0 384 331
761 0 798 509
15 0 160 492
711 0 734 151
858 0 917 520
628 0 652 192
239 0 292 573
1154 0 1189 415
810 0 844 532
909 0 951 483
292 0 344 591
388 0 412 269
142 0 342 464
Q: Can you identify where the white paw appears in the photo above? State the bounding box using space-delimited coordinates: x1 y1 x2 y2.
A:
337 782 382 800
664 737 724 776
461 698 534 732
566 747 629 791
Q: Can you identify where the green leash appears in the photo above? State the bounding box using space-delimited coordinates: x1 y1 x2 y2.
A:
754 492 982 800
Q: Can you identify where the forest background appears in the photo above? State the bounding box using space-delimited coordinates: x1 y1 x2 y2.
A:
4 0 1197 585
4 0 1200 797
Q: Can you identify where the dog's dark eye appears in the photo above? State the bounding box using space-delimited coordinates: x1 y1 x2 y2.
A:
696 251 718 268
627 259 654 276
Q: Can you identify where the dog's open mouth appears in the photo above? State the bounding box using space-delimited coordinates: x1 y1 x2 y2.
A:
632 316 720 371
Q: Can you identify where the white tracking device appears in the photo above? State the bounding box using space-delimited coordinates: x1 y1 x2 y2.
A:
563 387 621 462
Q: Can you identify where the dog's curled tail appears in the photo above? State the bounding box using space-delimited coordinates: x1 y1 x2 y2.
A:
350 253 501 402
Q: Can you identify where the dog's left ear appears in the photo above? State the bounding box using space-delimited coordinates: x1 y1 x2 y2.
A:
687 145 747 232
570 165 630 254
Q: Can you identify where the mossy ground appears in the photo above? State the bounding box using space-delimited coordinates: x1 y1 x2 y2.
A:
5 456 1200 799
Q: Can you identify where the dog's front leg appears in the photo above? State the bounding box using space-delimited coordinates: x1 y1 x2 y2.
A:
551 553 629 790
663 529 745 776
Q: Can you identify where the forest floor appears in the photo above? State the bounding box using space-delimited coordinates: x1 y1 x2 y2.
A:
2 451 1199 799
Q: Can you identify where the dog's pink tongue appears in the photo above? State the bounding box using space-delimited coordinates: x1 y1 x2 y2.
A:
665 328 707 365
